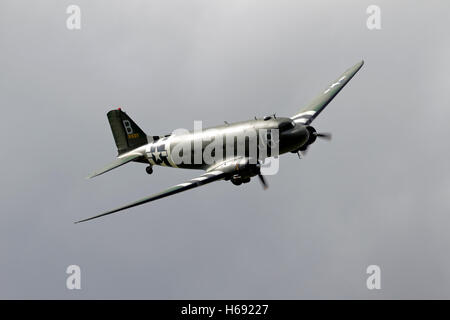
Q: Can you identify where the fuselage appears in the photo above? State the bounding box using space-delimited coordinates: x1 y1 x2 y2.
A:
133 116 310 170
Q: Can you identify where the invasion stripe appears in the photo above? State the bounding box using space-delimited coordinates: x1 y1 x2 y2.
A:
292 114 313 120
293 118 309 124
162 156 172 167
206 170 223 176
292 110 316 119
192 176 208 182
177 182 191 187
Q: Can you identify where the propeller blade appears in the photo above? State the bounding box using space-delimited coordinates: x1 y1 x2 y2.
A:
301 147 309 157
316 132 332 140
258 173 268 190
295 129 331 159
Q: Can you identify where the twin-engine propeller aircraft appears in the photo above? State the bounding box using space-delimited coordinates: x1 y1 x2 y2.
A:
76 60 364 223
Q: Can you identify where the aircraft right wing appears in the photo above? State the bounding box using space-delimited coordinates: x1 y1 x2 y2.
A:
76 169 229 223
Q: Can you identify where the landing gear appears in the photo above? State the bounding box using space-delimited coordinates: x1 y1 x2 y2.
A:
231 179 242 186
146 165 153 175
231 176 251 186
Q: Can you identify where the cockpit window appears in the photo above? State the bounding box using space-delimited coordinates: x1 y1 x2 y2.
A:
279 120 295 131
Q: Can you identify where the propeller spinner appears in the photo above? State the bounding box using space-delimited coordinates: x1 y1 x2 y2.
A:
295 126 332 157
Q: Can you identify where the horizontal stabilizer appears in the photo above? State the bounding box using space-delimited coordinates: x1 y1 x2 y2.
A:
86 153 142 179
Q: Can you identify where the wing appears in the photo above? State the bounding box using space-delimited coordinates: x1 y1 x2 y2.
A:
76 169 227 223
86 153 142 179
291 60 364 125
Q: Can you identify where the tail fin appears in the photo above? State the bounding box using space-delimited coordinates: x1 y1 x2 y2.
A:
107 108 148 155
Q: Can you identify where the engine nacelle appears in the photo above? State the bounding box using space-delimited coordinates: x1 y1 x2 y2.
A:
304 126 317 147
291 126 317 152
210 157 260 185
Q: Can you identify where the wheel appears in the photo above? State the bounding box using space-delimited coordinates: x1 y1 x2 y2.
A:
146 166 153 174
242 177 251 184
231 179 242 186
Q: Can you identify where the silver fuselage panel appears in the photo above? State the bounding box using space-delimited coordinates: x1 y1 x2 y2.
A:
142 117 309 170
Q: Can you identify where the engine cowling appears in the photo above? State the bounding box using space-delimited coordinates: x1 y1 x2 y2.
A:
291 126 316 152
210 157 260 185
303 126 317 148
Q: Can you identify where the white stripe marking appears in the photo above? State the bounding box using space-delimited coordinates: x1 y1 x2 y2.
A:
293 115 312 121
192 176 208 181
324 76 346 94
294 118 308 124
293 111 315 118
292 112 315 120
177 183 191 187
206 170 223 176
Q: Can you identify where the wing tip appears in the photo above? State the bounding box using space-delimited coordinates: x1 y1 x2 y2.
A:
344 60 364 79
356 59 365 69
74 213 107 224
85 170 102 179
74 218 90 224
349 60 364 72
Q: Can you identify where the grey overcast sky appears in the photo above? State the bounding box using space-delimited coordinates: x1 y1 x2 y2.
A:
1 0 449 299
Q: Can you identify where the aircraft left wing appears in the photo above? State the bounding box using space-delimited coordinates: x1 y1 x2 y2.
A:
76 169 228 223
291 60 364 125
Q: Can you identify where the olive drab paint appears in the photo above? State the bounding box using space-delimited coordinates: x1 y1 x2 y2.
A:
78 61 364 223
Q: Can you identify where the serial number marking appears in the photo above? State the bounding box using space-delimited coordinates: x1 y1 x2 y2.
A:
128 133 140 139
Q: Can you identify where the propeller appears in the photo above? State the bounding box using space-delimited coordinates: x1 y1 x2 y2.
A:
255 161 269 190
295 128 332 158
300 148 308 157
315 132 332 140
258 173 268 190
